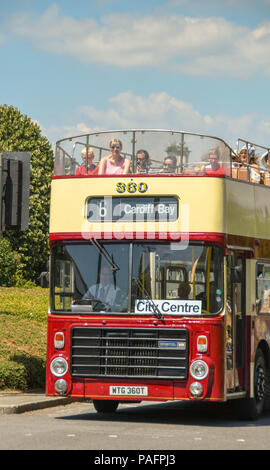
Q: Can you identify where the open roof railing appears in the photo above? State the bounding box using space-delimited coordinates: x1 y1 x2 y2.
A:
54 130 270 184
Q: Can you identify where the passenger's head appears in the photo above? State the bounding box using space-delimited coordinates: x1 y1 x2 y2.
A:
208 148 220 170
100 265 112 285
110 138 122 155
163 156 177 173
136 149 150 171
239 148 247 164
249 155 258 165
178 282 191 299
81 147 94 164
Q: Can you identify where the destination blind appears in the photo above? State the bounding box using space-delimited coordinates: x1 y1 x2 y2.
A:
87 196 178 222
135 299 202 315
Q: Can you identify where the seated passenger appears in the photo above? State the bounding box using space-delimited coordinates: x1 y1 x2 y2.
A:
238 148 248 167
260 151 270 185
205 148 229 176
178 282 191 300
136 149 150 173
249 154 261 183
161 156 177 173
75 147 98 175
98 139 130 175
238 145 261 183
237 147 250 180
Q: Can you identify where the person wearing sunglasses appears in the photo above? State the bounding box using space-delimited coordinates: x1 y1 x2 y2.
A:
205 148 229 176
136 149 150 173
161 155 177 173
99 138 130 175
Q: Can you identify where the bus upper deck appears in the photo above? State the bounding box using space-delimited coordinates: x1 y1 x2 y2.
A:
54 129 270 185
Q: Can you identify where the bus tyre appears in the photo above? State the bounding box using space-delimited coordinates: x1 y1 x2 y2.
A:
93 400 119 413
238 349 266 420
264 366 270 410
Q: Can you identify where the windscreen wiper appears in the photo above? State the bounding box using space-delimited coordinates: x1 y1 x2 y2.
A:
89 239 120 272
133 277 164 321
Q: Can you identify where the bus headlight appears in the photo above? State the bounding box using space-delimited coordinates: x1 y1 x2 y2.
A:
190 360 209 380
190 382 203 398
55 379 68 395
50 357 68 377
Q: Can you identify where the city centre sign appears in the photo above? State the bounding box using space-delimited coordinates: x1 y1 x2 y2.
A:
135 299 202 315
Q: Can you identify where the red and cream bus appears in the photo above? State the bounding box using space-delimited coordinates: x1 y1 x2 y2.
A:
46 129 270 419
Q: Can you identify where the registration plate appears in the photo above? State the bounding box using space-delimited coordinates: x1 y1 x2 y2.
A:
109 385 148 396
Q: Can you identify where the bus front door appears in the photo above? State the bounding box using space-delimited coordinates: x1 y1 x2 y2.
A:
226 252 246 393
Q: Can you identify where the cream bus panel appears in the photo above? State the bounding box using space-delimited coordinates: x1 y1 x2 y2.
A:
225 179 270 240
49 176 225 236
50 176 270 240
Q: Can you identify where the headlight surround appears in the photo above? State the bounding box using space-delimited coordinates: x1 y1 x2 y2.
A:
50 357 68 377
190 360 209 380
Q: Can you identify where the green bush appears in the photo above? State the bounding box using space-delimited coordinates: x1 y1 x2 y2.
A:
15 270 36 288
0 357 45 391
0 360 29 391
0 289 48 390
0 238 17 286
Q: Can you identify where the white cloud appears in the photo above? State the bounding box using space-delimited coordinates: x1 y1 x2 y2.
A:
44 91 270 148
5 4 270 77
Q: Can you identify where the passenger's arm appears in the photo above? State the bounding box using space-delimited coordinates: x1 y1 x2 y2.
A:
98 157 107 175
123 158 131 174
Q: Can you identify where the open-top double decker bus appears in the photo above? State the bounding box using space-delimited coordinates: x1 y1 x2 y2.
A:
46 129 270 419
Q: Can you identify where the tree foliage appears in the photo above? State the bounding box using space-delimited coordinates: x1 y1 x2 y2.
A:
0 105 54 282
0 238 17 286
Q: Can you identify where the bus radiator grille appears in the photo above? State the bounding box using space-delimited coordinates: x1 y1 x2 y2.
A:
70 327 189 380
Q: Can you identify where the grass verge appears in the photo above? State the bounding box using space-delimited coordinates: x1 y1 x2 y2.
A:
0 287 49 391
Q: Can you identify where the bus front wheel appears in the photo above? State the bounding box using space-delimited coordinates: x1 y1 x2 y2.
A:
93 400 119 413
238 349 266 420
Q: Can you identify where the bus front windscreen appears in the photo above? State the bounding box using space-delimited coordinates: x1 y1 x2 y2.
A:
51 242 223 315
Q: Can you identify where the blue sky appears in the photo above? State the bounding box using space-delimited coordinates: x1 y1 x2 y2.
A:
1 0 270 149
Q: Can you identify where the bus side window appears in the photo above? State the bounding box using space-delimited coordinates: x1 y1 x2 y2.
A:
256 263 270 314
